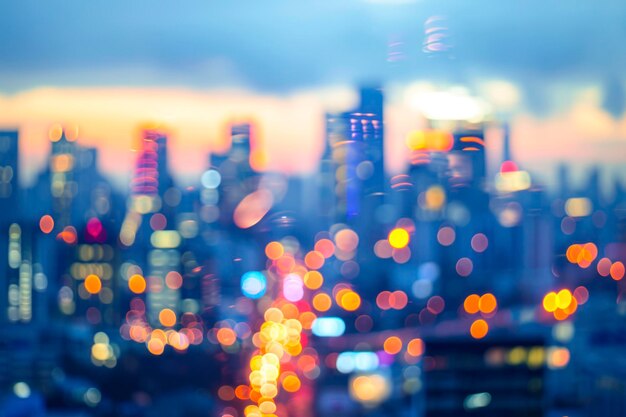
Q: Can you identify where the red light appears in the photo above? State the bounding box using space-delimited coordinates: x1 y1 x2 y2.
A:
500 160 518 173
86 218 106 242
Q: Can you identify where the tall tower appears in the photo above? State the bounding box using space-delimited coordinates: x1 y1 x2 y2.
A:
49 126 78 228
358 86 385 197
325 87 385 222
0 130 19 223
0 131 20 323
450 127 486 189
210 122 260 226
122 127 181 326
229 123 252 167
131 128 173 205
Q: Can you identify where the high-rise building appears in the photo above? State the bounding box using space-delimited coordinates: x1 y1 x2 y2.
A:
6 223 25 323
450 128 486 189
0 130 19 324
0 130 19 221
131 128 174 205
49 126 79 228
425 336 546 417
122 128 182 325
325 87 385 222
358 86 385 197
121 128 175 247
229 123 252 167
210 122 261 226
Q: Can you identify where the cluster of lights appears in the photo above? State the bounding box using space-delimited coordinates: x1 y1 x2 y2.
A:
12 120 621 417
50 225 619 416
13 111 626 417
90 332 118 368
236 230 370 417
42 172 610 417
336 351 379 374
383 336 425 359
142 322 198 355
463 293 498 339
566 243 598 268
312 317 345 337
565 241 624 281
485 345 571 369
95 217 610 417
240 240 323 417
597 257 625 281
373 223 413 263
349 373 391 407
244 307 304 417
542 288 587 321
376 290 408 310
119 268 204 354
57 225 78 245
334 286 362 312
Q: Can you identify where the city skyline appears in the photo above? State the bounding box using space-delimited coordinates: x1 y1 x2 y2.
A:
2 82 626 191
1 84 625 417
2 2 626 416
3 1 626 189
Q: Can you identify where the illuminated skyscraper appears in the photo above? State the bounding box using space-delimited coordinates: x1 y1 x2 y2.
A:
209 122 261 226
229 123 252 168
0 130 19 323
5 224 24 323
425 336 546 417
450 127 486 189
0 130 19 221
404 129 454 218
120 127 182 326
146 232 182 325
325 87 385 221
121 128 175 245
131 128 174 207
49 126 79 228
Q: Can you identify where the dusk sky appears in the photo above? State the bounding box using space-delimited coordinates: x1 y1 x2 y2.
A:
2 0 626 188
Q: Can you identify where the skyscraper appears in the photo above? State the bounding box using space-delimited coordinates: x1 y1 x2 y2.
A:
0 130 19 221
0 130 19 324
325 87 385 221
210 122 261 227
121 127 176 247
49 126 80 228
122 128 181 325
450 127 486 189
131 128 174 206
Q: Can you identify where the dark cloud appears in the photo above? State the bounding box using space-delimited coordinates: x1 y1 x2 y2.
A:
2 0 626 94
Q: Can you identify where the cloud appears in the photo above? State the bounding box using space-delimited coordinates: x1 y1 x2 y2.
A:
0 86 359 186
2 0 626 95
2 82 625 192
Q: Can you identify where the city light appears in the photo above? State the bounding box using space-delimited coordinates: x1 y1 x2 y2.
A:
311 317 346 337
388 227 410 249
1 4 624 416
241 271 267 299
